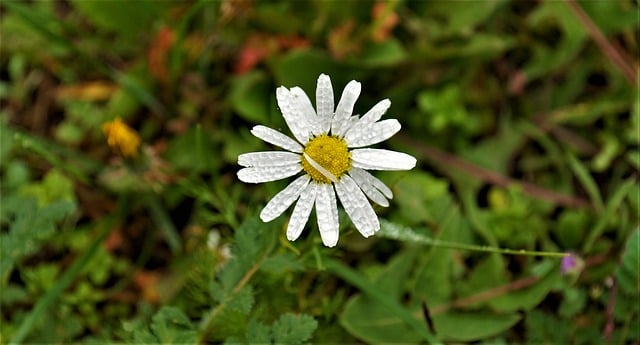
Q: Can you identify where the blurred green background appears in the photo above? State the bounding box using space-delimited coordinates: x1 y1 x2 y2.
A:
1 0 638 343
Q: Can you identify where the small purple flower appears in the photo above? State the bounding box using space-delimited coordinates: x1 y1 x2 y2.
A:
561 252 584 275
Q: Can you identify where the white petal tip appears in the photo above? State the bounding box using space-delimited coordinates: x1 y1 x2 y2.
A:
407 157 417 169
259 211 274 222
323 239 338 247
237 170 251 183
321 232 339 247
286 233 298 241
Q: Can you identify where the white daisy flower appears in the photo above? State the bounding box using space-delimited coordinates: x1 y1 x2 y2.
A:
237 74 416 247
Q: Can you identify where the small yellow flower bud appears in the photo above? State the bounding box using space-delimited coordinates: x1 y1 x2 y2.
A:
102 117 141 157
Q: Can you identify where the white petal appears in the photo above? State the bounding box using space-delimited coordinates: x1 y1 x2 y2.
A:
345 119 401 148
331 80 361 136
251 125 303 153
237 164 302 183
291 87 323 136
351 149 417 171
350 167 393 199
360 99 391 123
315 183 339 247
316 74 334 133
349 169 389 207
286 182 317 241
334 115 360 138
238 151 301 167
277 87 310 144
335 175 380 237
260 175 310 222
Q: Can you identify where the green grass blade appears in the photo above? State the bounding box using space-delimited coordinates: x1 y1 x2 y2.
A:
583 177 637 253
145 195 182 254
567 153 604 211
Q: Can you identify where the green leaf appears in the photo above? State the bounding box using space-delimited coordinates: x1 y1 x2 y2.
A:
165 126 218 173
271 313 318 345
0 196 74 282
556 209 591 249
339 250 427 344
18 169 76 207
199 218 277 342
228 313 317 345
525 310 570 344
524 1 587 80
273 49 347 92
212 218 274 301
260 253 305 274
229 71 272 123
412 213 462 306
227 285 254 315
245 319 271 344
390 170 452 225
70 0 166 36
433 311 521 341
420 0 506 36
360 39 407 67
457 255 508 306
133 306 196 344
488 261 560 313
615 228 640 295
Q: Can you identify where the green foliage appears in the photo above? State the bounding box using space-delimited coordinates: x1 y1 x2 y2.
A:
0 196 74 282
69 0 168 37
340 250 423 343
1 0 637 343
228 313 318 345
229 71 273 123
615 229 639 295
128 306 197 344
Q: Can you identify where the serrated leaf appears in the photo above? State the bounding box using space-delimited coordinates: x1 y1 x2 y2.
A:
132 306 196 344
245 319 271 344
0 196 74 282
213 218 274 301
227 285 254 315
271 313 318 345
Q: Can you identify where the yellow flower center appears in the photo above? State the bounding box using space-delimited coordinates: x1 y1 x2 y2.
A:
301 134 351 184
